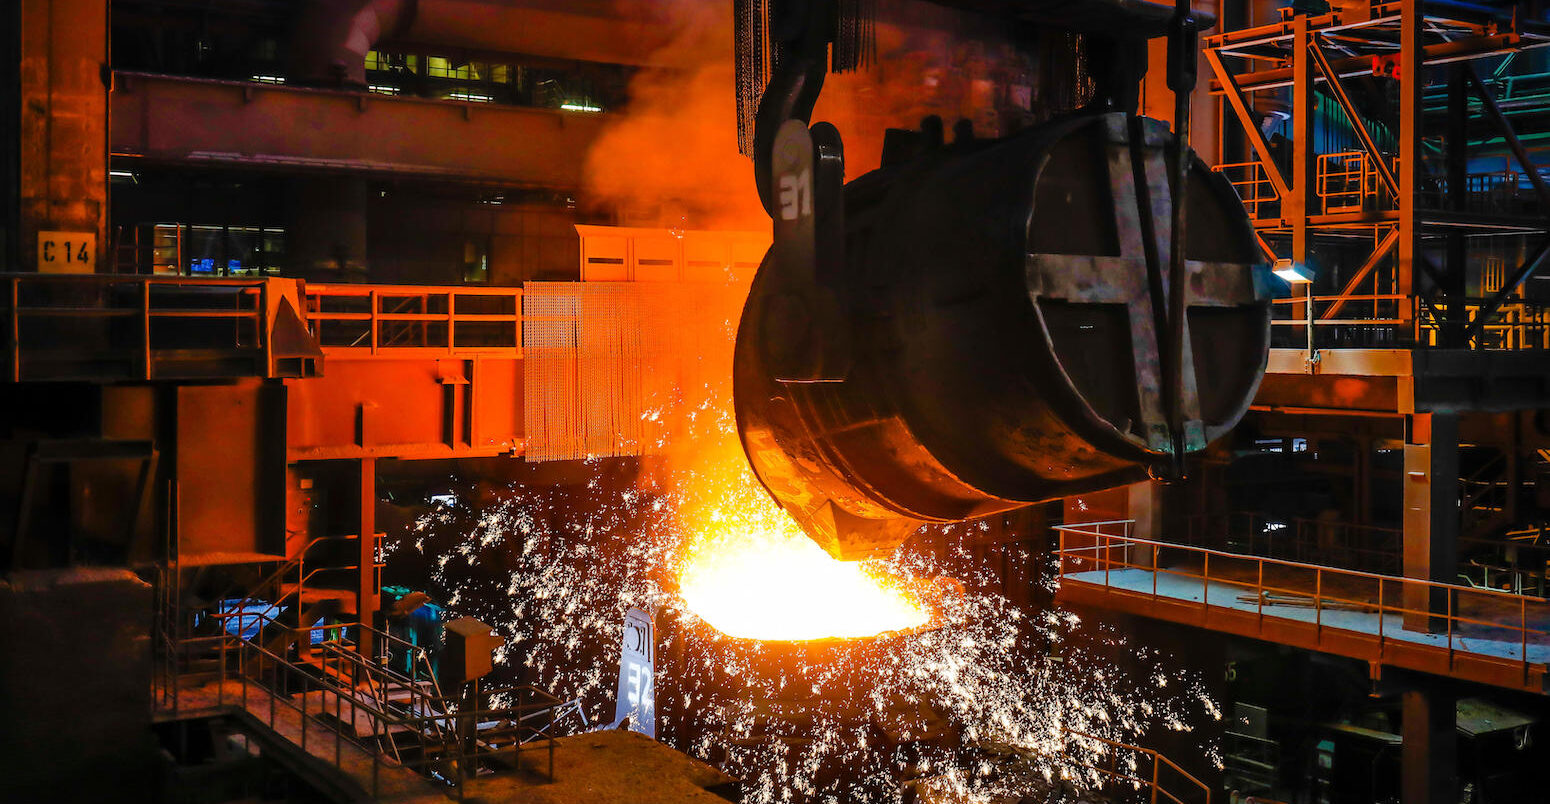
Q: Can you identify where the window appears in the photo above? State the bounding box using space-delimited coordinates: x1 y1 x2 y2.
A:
463 239 489 284
148 224 284 277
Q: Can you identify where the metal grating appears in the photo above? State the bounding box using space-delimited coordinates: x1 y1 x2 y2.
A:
524 283 640 461
522 281 750 462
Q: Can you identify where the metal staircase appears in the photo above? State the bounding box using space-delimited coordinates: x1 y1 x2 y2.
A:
154 536 566 799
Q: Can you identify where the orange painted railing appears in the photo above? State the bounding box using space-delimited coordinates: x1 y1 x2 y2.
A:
1214 160 1281 221
302 283 523 355
1055 520 1550 686
1062 727 1211 804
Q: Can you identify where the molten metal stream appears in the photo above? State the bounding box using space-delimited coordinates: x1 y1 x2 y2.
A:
676 475 928 640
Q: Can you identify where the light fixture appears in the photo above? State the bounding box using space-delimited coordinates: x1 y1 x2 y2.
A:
1273 258 1313 284
560 102 602 113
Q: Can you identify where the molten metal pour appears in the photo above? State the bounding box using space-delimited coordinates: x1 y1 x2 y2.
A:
672 444 932 641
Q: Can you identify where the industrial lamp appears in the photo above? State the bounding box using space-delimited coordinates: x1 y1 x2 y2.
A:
1273 258 1314 284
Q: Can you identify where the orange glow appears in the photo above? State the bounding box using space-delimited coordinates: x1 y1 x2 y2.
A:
680 518 929 641
675 445 928 641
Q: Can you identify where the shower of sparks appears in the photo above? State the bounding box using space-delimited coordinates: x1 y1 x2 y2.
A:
386 293 1219 802
391 416 1219 803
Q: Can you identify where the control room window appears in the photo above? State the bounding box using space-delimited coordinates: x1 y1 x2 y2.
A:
146 224 283 277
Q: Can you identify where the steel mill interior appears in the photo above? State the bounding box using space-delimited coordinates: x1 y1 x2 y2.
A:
8 0 1550 802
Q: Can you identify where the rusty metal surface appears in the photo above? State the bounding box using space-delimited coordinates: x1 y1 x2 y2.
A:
19 0 108 271
736 111 1269 559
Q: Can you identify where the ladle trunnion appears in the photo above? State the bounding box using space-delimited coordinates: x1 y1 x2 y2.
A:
734 110 1271 560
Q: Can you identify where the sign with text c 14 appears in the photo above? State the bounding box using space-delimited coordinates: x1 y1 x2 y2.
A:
37 231 95 273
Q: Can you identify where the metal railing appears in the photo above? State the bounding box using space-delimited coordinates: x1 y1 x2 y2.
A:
1055 520 1550 685
5 273 291 381
1315 151 1376 213
158 621 561 801
1061 728 1210 804
1414 296 1550 350
1268 293 1550 350
1420 165 1550 216
303 283 523 355
1214 160 1281 221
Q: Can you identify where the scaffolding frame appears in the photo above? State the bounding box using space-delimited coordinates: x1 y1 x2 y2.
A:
1204 0 1550 352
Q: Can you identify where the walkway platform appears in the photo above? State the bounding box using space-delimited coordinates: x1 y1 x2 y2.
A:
1055 521 1550 694
159 679 738 803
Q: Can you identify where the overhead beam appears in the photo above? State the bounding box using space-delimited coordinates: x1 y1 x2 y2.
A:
1214 34 1526 94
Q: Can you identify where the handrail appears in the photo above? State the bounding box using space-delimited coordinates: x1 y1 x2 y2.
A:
1057 520 1549 604
207 535 362 637
1055 520 1550 685
1267 291 1550 350
1213 160 1280 221
3 272 300 381
161 622 559 801
1062 727 1210 804
303 283 523 354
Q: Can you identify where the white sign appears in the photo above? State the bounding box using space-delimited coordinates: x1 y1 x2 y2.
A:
612 607 654 737
37 231 95 273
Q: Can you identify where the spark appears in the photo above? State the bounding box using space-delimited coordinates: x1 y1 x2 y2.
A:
383 292 1215 802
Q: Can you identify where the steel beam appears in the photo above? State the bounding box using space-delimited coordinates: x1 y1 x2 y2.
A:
1322 228 1399 320
1203 47 1291 200
1397 0 1420 339
1465 67 1550 209
358 458 378 658
1215 33 1527 93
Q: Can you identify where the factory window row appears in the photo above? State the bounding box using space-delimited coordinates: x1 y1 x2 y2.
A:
363 50 630 112
109 10 632 114
115 223 285 278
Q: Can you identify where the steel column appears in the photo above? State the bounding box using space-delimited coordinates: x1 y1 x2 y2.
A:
1290 13 1315 284
1401 686 1457 804
1397 0 1421 339
1444 64 1469 347
1403 413 1459 632
358 457 378 658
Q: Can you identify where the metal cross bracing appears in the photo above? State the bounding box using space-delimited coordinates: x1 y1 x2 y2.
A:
1205 0 1550 354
